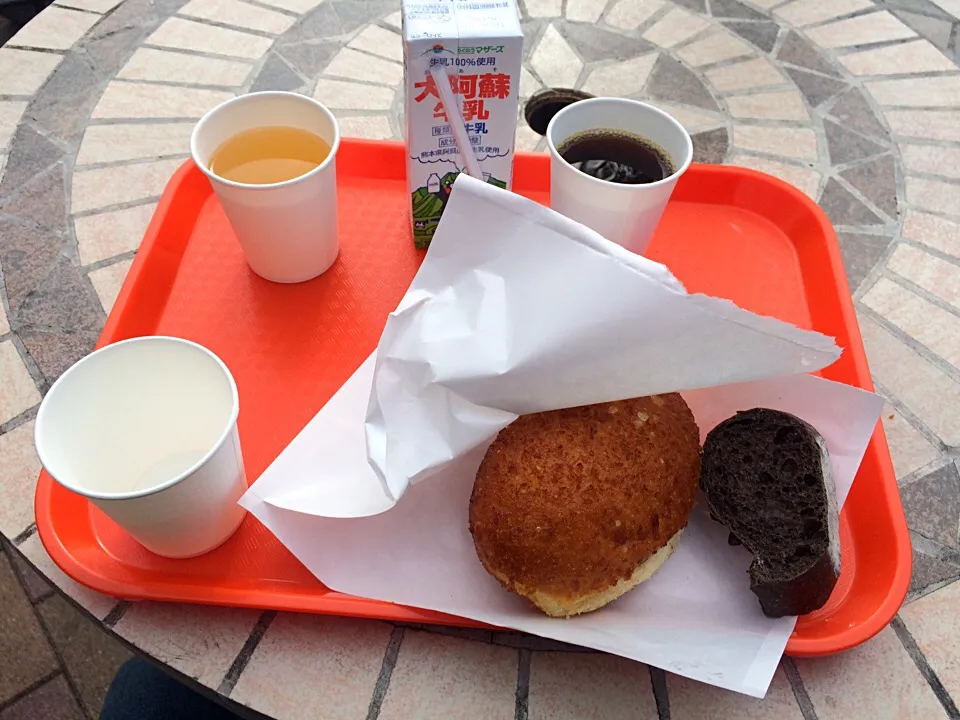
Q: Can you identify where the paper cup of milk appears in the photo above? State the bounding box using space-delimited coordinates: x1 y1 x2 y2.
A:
35 336 247 559
191 91 341 284
546 98 693 255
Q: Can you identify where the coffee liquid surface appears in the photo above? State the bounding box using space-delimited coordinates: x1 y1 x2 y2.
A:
557 129 675 185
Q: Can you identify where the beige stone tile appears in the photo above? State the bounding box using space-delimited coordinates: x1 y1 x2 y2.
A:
76 123 193 166
529 653 657 719
255 0 321 11
313 78 395 110
8 6 99 51
604 0 663 30
516 124 541 152
867 75 960 108
839 39 957 76
931 0 960 16
179 0 295 33
726 91 810 121
859 313 960 445
881 403 938 480
0 340 41 427
706 57 785 94
146 17 273 59
0 421 42 539
119 47 252 86
566 0 607 23
0 48 62 95
643 7 710 48
796 626 947 718
728 152 820 199
0 296 8 335
380 631 516 720
324 47 402 87
520 66 541 98
347 24 402 63
889 243 960 309
0 154 6 187
863 277 960 369
75 203 157 265
806 12 917 49
55 0 124 12
906 176 960 216
231 614 390 720
653 102 724 133
72 158 183 213
88 258 133 314
901 579 960 701
903 210 960 258
19 533 117 619
92 81 234 120
675 29 753 67
901 143 960 179
525 0 561 17
581 53 658 97
530 24 582 89
774 0 872 27
382 10 402 29
114 602 259 686
336 115 393 140
0 101 27 151
733 125 818 162
887 110 960 143
669 666 802 719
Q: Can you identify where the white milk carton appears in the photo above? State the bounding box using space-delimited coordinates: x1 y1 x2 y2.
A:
401 0 523 249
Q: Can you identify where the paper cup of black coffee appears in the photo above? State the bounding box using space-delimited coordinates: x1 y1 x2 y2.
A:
546 98 692 255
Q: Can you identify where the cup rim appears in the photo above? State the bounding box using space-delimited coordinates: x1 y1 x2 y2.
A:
190 90 342 191
35 336 241 502
544 97 694 191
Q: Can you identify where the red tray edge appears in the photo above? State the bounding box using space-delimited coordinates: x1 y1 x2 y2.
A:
34 140 911 657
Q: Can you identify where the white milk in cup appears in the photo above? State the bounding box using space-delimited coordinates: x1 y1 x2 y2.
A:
402 0 523 249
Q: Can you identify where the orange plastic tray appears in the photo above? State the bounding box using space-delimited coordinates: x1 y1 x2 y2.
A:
35 138 910 657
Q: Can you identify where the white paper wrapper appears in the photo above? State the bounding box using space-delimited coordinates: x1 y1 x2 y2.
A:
240 175 885 697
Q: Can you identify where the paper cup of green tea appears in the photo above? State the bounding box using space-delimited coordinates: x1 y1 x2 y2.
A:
191 91 341 284
35 337 247 559
546 97 693 255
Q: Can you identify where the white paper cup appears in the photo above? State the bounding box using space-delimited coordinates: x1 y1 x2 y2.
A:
35 337 247 559
191 91 341 284
546 97 693 255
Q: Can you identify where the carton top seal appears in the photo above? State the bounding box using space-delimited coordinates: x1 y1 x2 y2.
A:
402 0 522 42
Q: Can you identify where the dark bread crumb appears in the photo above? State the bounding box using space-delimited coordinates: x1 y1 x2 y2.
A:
700 408 840 618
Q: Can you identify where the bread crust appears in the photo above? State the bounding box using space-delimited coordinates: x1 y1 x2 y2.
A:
699 408 840 618
468 394 701 616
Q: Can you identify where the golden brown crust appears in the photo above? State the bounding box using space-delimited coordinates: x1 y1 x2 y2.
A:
468 394 701 613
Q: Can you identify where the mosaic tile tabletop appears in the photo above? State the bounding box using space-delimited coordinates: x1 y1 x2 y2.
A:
2 0 960 717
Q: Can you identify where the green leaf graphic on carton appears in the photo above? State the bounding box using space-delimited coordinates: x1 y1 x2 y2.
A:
412 172 507 220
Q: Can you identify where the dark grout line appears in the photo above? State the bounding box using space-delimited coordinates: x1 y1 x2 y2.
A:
366 626 405 720
649 666 670 720
102 600 132 628
27 593 98 720
0 670 63 714
13 523 37 546
782 657 819 720
515 648 530 720
217 610 277 696
4 539 54 603
892 616 960 718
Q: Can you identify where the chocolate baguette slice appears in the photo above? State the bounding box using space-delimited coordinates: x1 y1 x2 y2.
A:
700 409 840 618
